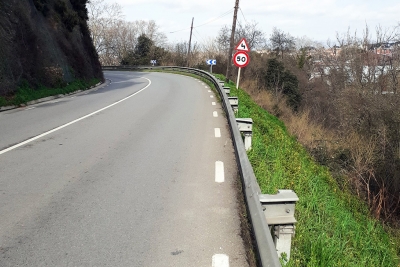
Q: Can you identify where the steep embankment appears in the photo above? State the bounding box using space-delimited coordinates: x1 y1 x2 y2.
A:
215 73 400 267
0 0 103 96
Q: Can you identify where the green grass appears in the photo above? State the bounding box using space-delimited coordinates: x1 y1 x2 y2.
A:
214 73 399 267
0 79 101 107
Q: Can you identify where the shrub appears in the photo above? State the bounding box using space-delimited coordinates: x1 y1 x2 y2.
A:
264 58 302 111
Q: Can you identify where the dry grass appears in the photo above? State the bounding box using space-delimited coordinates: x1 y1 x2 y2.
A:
221 74 400 266
241 79 334 151
240 77 400 225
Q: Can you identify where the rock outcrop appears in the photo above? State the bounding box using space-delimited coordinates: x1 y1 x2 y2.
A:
0 0 103 95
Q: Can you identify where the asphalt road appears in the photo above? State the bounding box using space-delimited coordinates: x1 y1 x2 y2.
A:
0 71 249 266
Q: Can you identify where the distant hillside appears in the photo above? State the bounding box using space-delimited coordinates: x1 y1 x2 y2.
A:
0 0 103 95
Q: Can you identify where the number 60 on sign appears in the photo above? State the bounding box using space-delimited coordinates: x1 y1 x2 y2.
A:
233 51 250 68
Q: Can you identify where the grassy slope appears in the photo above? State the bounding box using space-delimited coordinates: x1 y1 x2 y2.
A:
215 74 399 267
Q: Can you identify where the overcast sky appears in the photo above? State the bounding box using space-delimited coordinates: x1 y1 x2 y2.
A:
103 0 400 46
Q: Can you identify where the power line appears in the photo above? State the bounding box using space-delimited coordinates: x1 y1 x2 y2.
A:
191 32 202 49
170 8 234 34
194 28 208 44
170 27 190 34
239 7 248 24
194 8 234 29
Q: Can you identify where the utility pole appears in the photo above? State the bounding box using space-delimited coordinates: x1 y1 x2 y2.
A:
187 17 194 67
225 0 239 82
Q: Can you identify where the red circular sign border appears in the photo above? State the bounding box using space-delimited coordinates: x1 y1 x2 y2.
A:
233 51 250 68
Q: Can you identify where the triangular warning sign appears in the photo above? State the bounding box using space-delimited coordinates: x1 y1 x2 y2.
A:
235 38 250 52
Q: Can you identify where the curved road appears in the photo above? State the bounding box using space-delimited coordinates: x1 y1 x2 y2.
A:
0 71 248 266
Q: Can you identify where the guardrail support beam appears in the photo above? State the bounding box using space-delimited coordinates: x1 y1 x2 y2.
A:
236 118 253 151
259 190 299 263
223 87 230 96
228 97 238 113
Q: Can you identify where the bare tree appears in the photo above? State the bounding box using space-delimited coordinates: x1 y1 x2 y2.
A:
295 36 318 51
217 25 231 54
236 21 266 50
132 20 167 48
88 1 168 65
216 21 265 53
269 27 295 58
87 0 124 55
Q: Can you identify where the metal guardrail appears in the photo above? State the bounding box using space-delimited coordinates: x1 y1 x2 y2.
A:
102 65 283 267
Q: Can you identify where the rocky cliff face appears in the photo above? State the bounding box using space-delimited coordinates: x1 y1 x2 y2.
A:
0 0 103 95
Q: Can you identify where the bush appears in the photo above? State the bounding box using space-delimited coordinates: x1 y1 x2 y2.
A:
265 58 302 111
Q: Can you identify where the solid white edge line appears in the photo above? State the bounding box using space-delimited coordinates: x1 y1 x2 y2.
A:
213 111 218 117
0 77 152 156
215 128 221 138
212 254 229 267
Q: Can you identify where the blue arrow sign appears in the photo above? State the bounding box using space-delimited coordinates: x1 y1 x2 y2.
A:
206 59 217 65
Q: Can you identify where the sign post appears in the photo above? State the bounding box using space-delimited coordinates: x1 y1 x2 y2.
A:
232 50 250 89
206 59 217 73
237 67 242 89
233 38 250 89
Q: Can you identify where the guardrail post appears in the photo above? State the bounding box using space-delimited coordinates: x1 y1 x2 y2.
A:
259 190 298 263
228 97 238 113
223 87 230 96
218 80 225 87
236 118 253 151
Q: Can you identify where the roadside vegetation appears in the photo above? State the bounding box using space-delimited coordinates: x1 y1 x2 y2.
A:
215 73 400 266
0 78 100 107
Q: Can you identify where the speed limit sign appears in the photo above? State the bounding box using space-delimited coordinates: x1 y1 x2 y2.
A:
233 51 250 68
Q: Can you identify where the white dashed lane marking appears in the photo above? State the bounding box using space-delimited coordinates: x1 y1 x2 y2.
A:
212 102 216 105
212 254 229 267
213 111 218 117
215 161 224 183
215 128 221 138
